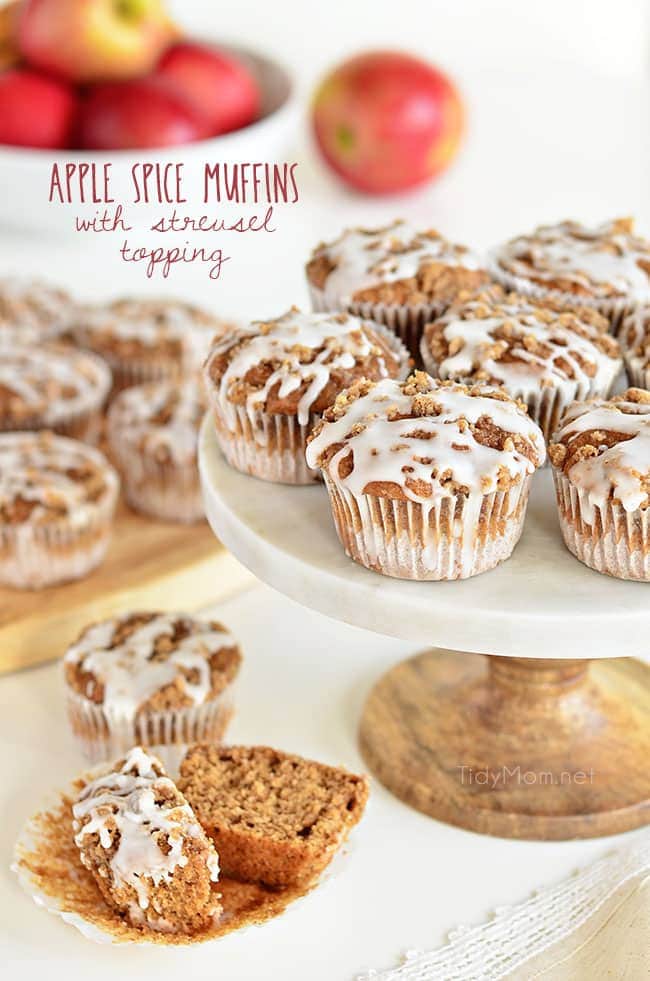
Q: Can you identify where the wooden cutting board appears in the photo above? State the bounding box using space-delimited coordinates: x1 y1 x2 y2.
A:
0 501 254 675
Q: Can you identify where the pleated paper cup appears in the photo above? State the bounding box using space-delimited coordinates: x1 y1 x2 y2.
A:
321 474 533 581
623 353 650 391
552 469 650 581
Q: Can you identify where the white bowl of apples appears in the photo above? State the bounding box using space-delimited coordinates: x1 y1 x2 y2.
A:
0 0 297 234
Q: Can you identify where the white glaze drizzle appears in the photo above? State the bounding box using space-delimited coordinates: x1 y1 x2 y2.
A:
0 346 110 418
494 220 650 299
311 221 484 306
0 432 117 525
553 396 650 518
0 277 74 342
64 612 235 716
206 309 404 428
73 747 220 921
109 380 203 466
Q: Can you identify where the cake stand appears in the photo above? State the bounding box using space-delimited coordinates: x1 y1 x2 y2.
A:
198 419 650 841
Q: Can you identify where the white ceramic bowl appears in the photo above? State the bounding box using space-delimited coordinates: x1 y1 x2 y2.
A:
0 44 297 236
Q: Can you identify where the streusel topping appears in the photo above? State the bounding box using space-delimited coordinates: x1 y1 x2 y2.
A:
549 388 650 515
0 278 75 343
423 290 621 397
306 371 546 499
492 218 650 300
0 431 118 525
306 221 487 307
204 308 408 426
107 380 203 466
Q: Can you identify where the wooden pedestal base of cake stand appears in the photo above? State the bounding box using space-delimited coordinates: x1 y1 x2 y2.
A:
199 419 650 842
359 650 650 839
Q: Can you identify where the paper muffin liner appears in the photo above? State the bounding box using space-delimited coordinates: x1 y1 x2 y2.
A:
552 469 650 581
321 473 533 580
72 337 197 396
0 478 119 590
65 685 236 767
487 260 641 339
623 353 650 391
308 282 448 362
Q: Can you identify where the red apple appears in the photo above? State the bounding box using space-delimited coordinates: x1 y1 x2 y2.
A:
15 0 177 83
77 78 210 150
156 41 260 135
312 50 464 194
0 68 77 148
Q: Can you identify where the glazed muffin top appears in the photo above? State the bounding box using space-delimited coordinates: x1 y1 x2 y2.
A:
549 388 650 515
0 277 76 344
306 220 489 308
75 298 230 367
491 218 650 301
0 344 111 429
0 431 118 525
203 307 410 426
73 746 220 933
306 371 546 499
422 289 621 397
64 611 242 715
107 379 204 467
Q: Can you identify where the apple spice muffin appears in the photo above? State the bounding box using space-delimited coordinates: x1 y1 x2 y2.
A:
306 220 491 357
178 744 368 889
74 297 231 393
0 344 111 442
203 307 410 484
489 218 650 336
0 277 77 344
64 611 242 762
306 372 546 580
107 379 205 524
549 388 650 581
0 431 119 589
73 746 221 934
420 289 622 441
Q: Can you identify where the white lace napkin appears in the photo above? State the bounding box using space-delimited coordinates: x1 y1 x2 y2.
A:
358 834 650 981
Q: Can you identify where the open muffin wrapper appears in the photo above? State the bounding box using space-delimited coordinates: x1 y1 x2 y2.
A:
552 469 650 581
65 684 236 769
320 473 533 581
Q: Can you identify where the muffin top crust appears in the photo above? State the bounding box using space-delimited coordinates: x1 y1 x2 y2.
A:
107 380 204 466
64 611 241 714
0 431 118 525
0 277 76 344
204 307 409 426
422 290 621 397
491 218 650 300
549 388 650 515
306 220 489 307
75 298 230 366
0 344 111 428
306 371 546 500
73 746 220 933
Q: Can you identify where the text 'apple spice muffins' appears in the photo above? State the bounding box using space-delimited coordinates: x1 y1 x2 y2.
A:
420 289 622 442
0 344 111 442
107 379 206 524
549 388 650 581
74 297 231 393
306 372 546 580
203 307 410 484
0 431 119 589
64 611 242 762
179 744 369 889
489 218 650 336
73 747 221 934
306 220 491 358
0 277 77 344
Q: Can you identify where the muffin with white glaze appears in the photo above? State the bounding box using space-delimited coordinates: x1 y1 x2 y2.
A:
489 218 650 336
421 289 622 441
549 388 650 580
0 277 77 344
74 298 231 393
64 610 242 761
107 379 205 523
203 307 410 484
306 221 490 357
306 371 546 580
